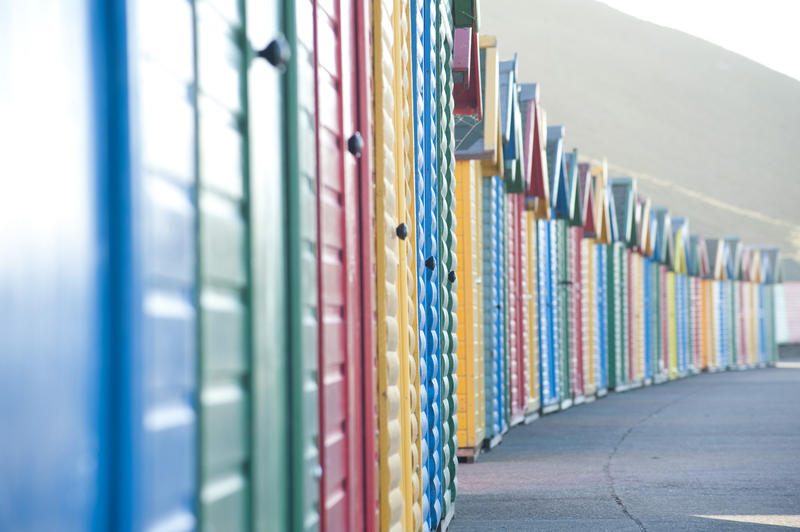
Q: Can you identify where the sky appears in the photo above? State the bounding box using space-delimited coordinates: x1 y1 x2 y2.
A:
597 0 800 82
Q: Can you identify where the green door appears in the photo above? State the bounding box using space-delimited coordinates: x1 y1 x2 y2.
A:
197 1 318 530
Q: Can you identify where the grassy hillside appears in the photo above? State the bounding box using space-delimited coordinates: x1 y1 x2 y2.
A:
482 0 800 278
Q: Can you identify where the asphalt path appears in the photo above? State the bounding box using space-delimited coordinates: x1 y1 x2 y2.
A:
450 365 800 531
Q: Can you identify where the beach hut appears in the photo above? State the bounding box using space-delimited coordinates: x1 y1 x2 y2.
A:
456 36 507 450
606 179 629 389
724 237 743 368
593 162 614 394
1 4 327 531
549 127 573 410
376 1 423 528
610 178 639 387
708 237 732 368
690 236 712 370
520 83 550 418
565 151 586 403
537 124 567 412
740 248 758 366
638 196 655 383
759 247 782 365
652 207 674 380
499 56 529 426
453 0 487 464
704 238 722 370
313 1 378 528
579 163 599 397
434 4 459 522
410 0 448 525
645 209 662 381
672 218 691 376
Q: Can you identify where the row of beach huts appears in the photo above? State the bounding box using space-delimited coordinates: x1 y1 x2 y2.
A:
1 0 783 531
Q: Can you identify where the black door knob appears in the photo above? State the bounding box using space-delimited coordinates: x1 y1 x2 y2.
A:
347 132 364 157
396 223 408 240
496 304 502 310
257 35 291 70
448 270 456 283
425 256 436 271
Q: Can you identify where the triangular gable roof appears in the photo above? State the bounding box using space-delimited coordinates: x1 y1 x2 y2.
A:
652 207 673 268
632 196 643 252
609 178 635 246
554 147 570 218
696 235 711 277
452 24 482 118
499 56 524 192
757 247 781 284
546 125 565 216
687 235 700 276
519 84 550 217
740 247 753 281
646 215 657 257
723 237 741 280
671 218 689 274
593 161 613 244
578 163 596 236
706 237 724 280
455 36 504 176
606 182 620 242
565 150 582 226
639 196 652 256
750 249 762 282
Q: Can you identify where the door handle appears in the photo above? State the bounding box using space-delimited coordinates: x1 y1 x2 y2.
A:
257 34 291 70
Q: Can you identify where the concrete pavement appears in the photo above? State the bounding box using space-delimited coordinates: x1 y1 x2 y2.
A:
451 366 800 531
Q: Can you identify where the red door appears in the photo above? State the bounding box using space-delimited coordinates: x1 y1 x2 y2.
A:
513 197 527 419
571 226 585 397
517 195 531 412
313 0 375 529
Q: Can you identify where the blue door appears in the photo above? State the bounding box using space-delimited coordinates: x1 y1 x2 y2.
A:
758 285 767 364
644 258 652 380
495 178 507 431
412 1 442 527
0 2 108 529
595 245 609 391
123 2 197 529
482 177 502 440
538 220 559 409
0 2 198 530
718 282 728 368
676 274 685 373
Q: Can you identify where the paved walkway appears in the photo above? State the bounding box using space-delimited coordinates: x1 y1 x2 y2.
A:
451 366 800 531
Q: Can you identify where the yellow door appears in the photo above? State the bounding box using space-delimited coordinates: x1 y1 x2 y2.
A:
667 272 678 379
